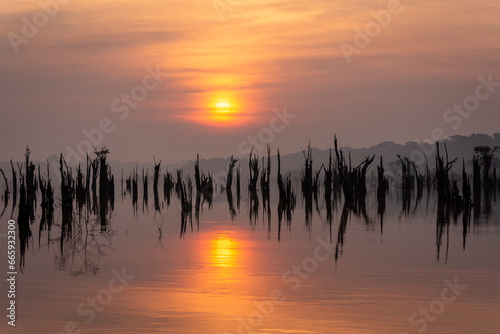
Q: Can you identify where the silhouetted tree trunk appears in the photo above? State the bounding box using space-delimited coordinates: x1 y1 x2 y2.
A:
462 159 471 207
0 168 9 209
10 160 17 208
153 159 161 212
435 142 456 203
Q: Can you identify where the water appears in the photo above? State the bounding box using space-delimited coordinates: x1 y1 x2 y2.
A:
1 184 499 334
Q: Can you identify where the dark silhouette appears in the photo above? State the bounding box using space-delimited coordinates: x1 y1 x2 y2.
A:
377 156 387 233
277 149 295 238
301 142 314 226
226 156 238 219
2 137 499 271
248 148 260 223
435 142 457 203
163 170 174 206
0 167 9 211
153 158 161 212
10 160 17 210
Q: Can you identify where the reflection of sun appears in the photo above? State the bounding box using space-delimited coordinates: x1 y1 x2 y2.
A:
211 235 238 268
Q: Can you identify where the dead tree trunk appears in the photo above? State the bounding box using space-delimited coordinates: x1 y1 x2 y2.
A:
435 142 457 203
153 159 161 212
0 168 9 209
10 160 17 208
462 159 471 207
377 156 387 208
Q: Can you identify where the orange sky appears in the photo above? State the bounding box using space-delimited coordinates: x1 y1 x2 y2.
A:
1 0 499 163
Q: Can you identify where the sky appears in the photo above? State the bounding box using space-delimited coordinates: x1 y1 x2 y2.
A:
1 0 499 164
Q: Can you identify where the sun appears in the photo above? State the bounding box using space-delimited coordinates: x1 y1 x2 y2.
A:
181 93 254 127
215 101 231 113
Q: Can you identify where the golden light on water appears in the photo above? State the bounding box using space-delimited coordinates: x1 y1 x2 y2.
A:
211 234 239 268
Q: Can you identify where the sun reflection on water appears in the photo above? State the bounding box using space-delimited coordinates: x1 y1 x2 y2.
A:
211 235 239 268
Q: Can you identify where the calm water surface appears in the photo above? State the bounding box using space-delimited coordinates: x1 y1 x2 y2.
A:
1 186 499 334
